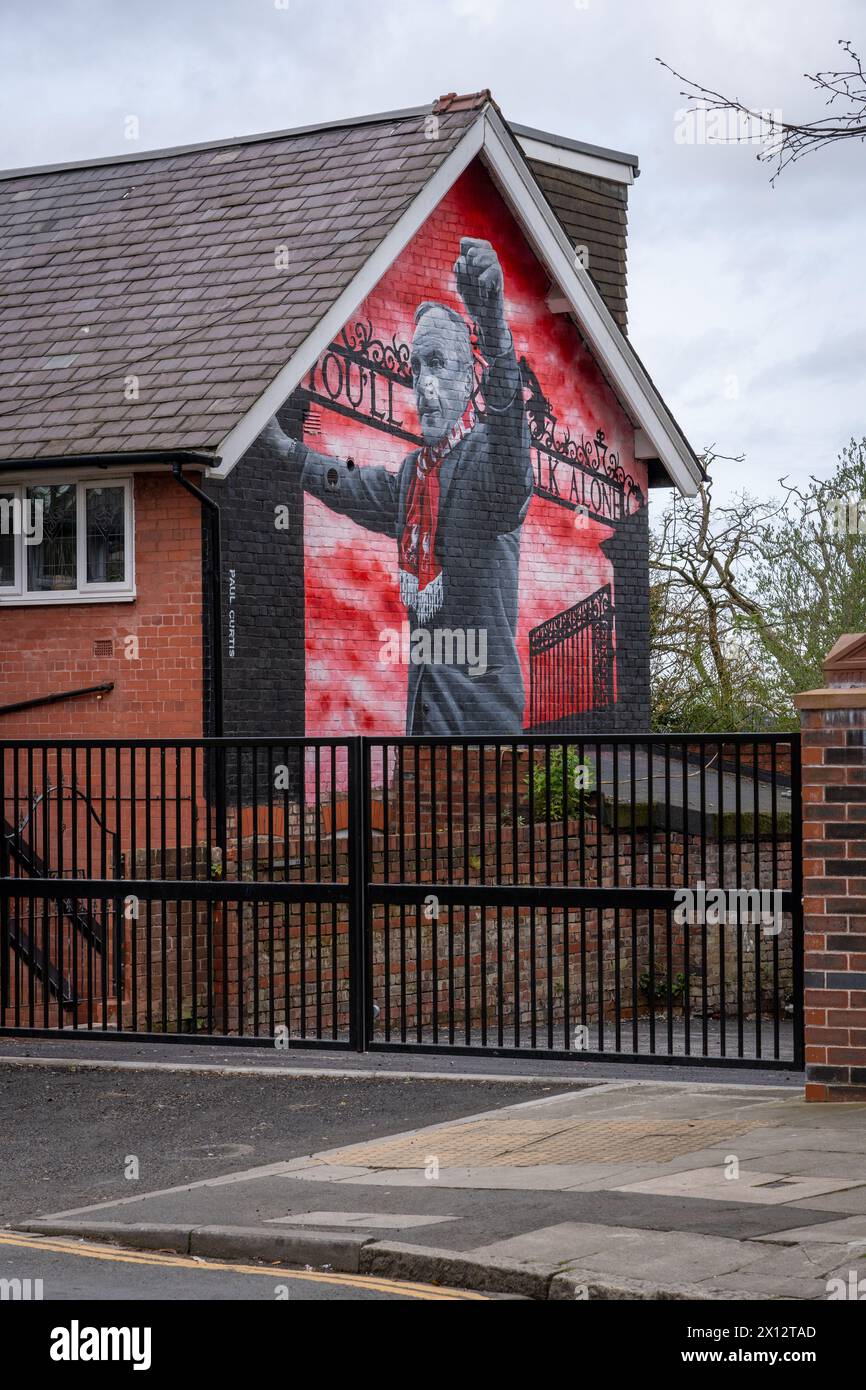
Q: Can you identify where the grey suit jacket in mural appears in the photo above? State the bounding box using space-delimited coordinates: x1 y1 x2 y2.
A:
298 344 533 734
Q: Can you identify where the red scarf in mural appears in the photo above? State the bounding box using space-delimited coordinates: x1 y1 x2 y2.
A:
399 402 477 622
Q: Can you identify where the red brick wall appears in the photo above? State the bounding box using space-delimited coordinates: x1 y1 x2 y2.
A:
0 473 204 739
797 699 866 1101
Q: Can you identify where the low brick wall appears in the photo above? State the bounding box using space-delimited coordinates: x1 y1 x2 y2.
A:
115 812 792 1041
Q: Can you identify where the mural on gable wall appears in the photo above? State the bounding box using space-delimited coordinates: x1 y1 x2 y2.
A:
264 161 647 737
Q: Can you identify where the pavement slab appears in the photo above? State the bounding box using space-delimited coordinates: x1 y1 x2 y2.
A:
614 1167 866 1206
331 1161 661 1191
265 1210 457 1230
556 1231 855 1300
751 1214 866 1245
700 1241 861 1298
740 1150 866 1180
786 1187 866 1214
469 1222 772 1283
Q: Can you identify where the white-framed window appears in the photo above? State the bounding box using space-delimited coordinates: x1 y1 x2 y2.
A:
0 476 135 604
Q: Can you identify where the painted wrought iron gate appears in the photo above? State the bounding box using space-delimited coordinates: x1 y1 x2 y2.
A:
528 584 615 730
0 733 803 1068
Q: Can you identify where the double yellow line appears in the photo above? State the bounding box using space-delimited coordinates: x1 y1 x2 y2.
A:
0 1232 485 1301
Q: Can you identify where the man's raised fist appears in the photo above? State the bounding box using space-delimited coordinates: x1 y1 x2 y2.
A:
453 237 508 357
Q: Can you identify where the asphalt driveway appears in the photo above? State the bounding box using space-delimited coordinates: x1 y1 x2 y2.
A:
0 1063 567 1224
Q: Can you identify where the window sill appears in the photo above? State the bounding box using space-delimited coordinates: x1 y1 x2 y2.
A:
0 591 136 607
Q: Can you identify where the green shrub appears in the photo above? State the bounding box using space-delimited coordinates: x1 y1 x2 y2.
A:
639 970 686 1005
528 746 595 822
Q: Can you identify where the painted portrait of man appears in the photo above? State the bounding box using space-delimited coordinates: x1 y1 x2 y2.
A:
264 237 533 735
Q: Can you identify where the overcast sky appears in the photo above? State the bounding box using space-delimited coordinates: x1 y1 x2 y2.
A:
2 0 864 503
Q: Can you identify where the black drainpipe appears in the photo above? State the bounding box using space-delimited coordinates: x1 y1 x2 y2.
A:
172 463 223 738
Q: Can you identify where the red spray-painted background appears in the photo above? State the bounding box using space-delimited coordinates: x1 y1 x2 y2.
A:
301 157 646 735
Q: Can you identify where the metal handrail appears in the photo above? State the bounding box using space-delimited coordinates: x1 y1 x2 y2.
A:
0 682 113 718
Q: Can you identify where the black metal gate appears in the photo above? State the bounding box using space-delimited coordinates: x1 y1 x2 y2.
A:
0 733 803 1068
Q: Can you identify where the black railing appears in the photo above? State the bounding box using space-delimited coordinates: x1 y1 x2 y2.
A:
0 733 802 1067
0 739 354 1043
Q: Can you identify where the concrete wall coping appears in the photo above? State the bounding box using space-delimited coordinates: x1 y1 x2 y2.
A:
794 687 866 710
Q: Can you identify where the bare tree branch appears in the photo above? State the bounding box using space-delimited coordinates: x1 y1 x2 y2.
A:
657 40 866 182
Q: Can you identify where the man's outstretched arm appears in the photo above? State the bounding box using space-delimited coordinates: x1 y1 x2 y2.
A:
261 417 399 537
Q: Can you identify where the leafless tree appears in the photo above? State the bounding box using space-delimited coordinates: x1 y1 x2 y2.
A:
651 441 866 730
650 453 787 730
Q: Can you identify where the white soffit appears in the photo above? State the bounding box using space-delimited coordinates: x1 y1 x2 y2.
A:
517 133 635 186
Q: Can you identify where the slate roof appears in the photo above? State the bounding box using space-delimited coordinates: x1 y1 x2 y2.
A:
0 98 484 463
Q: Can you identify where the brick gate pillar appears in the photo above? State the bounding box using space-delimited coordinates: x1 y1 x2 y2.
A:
795 634 866 1101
